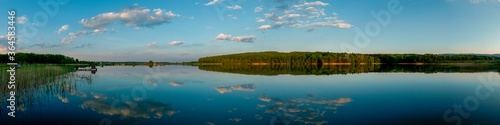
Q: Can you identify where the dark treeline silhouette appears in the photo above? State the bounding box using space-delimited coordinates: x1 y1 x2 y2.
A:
198 51 499 64
0 53 82 64
199 64 500 76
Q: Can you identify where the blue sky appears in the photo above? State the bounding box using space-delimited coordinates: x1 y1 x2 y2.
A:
0 0 499 62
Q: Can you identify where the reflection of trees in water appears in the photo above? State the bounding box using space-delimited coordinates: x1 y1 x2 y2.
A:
199 64 500 75
200 65 379 76
256 94 352 125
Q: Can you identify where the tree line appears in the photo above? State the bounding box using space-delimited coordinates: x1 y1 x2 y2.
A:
198 51 499 65
0 53 80 64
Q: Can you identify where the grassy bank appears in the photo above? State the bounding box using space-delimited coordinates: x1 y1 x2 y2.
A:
0 65 75 89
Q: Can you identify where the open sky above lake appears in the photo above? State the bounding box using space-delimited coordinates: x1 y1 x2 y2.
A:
0 0 499 62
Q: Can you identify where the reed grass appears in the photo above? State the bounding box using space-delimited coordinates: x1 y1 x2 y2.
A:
0 65 74 90
0 65 76 110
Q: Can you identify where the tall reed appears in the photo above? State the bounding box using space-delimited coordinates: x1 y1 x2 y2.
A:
0 65 76 112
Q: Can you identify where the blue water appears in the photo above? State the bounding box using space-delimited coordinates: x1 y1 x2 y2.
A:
2 66 500 125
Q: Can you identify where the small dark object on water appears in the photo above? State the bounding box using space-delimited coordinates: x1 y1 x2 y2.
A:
76 66 98 71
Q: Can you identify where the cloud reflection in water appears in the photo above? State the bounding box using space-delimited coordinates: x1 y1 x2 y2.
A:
256 94 352 125
80 93 176 120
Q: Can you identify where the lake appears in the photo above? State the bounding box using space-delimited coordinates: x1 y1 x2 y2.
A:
1 65 500 125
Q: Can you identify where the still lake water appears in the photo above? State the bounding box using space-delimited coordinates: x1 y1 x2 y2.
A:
2 66 500 125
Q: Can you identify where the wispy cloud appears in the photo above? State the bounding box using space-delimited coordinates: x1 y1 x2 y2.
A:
80 4 178 29
61 30 88 44
74 43 92 49
17 16 27 24
256 18 265 23
205 0 223 6
147 42 158 48
214 33 257 43
169 41 184 46
57 25 69 34
227 5 242 10
256 1 351 30
0 35 7 43
232 35 257 43
184 43 204 47
92 28 116 35
254 6 264 12
28 42 63 49
215 33 232 41
258 25 272 30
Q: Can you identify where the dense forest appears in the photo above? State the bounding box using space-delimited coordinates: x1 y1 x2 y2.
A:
0 53 81 64
198 51 500 65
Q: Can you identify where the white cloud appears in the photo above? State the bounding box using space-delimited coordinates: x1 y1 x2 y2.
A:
0 35 7 42
80 4 177 29
61 31 88 44
232 35 256 43
215 33 232 41
254 6 264 12
80 12 119 29
70 31 88 39
169 41 184 46
92 28 109 34
290 21 352 29
258 25 272 30
147 42 158 48
57 25 69 34
256 1 351 30
17 16 27 24
227 5 242 10
214 34 257 43
205 0 223 6
256 18 265 23
287 14 301 18
303 1 329 6
61 37 72 44
59 27 114 45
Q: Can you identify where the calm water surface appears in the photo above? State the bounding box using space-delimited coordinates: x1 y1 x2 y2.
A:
2 66 500 125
